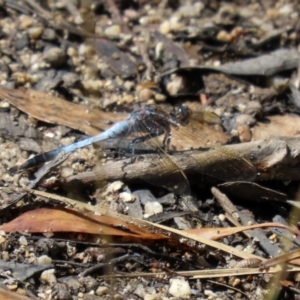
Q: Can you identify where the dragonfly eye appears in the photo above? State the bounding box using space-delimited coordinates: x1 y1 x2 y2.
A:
173 105 190 125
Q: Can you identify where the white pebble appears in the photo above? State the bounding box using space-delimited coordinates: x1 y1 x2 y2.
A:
19 236 28 246
144 201 163 216
107 181 124 193
144 294 161 300
119 192 135 203
96 286 109 296
134 283 145 298
37 255 52 265
204 290 217 298
104 25 121 38
40 269 57 284
169 278 191 298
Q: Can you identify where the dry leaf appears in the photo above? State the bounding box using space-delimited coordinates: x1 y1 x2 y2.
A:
0 88 126 135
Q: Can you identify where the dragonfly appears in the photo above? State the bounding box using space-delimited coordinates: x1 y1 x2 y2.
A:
10 105 257 195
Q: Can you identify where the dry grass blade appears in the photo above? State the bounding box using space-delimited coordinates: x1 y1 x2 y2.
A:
1 187 265 261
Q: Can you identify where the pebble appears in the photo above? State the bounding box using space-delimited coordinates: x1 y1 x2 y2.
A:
159 20 171 35
119 192 135 203
232 278 241 287
204 290 217 298
138 88 154 102
40 269 57 284
43 47 66 67
82 79 103 93
169 278 191 298
235 114 255 126
216 30 232 43
144 201 163 216
27 27 44 39
169 16 185 32
107 181 124 193
218 214 226 222
19 236 28 246
19 15 33 30
279 4 293 16
42 28 56 41
120 94 134 104
154 93 166 102
144 294 161 300
166 76 183 95
134 284 146 298
96 286 109 296
178 2 204 18
124 9 139 21
104 25 122 38
62 72 80 87
37 255 52 265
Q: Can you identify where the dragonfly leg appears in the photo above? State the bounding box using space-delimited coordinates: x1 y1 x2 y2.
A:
128 132 161 160
162 131 171 151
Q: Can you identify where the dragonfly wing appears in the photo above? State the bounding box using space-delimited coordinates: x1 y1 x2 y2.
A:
120 120 191 195
170 120 257 182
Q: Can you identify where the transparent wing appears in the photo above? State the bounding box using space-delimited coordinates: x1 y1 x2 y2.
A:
119 120 191 195
170 111 257 182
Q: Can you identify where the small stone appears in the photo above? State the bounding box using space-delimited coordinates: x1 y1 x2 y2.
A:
178 3 204 18
19 15 33 30
138 88 154 101
107 181 124 193
119 192 135 203
159 20 171 35
218 214 226 222
37 255 52 265
60 167 74 178
82 79 103 93
42 28 56 41
166 75 183 95
144 294 161 300
169 278 191 298
40 269 57 284
43 47 66 67
124 9 139 21
96 286 109 296
242 282 252 291
216 30 232 43
204 290 217 298
104 25 121 38
111 52 120 60
232 278 241 287
154 93 166 102
7 285 18 291
19 236 28 246
120 95 134 104
134 284 145 298
27 27 44 39
279 4 293 16
144 201 163 216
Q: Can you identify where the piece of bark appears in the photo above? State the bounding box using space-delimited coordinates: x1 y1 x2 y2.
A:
65 136 300 187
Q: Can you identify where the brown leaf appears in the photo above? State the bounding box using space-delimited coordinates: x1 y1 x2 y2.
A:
252 115 300 141
0 88 126 135
0 208 166 240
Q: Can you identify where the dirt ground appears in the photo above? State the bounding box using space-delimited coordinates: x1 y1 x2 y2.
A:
1 0 300 299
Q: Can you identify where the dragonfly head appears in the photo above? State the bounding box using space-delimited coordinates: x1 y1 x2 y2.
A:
172 105 191 125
